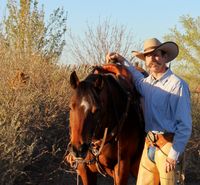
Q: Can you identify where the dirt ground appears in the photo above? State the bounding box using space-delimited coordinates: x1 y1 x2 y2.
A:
66 173 136 185
66 173 199 185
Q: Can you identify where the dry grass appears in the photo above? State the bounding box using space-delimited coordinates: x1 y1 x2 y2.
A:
0 51 73 185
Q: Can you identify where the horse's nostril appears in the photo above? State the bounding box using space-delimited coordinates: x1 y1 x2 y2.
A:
69 143 89 158
80 143 89 153
78 143 89 158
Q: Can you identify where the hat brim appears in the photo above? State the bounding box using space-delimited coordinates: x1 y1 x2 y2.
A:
132 42 179 63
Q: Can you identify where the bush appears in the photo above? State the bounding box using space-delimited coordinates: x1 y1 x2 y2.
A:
0 53 72 185
184 93 200 184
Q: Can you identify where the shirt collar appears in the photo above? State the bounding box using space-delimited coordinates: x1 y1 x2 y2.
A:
149 69 172 85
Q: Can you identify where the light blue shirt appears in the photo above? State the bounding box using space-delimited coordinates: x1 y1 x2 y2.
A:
124 61 192 154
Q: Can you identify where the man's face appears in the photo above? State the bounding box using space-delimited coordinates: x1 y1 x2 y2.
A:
145 50 167 74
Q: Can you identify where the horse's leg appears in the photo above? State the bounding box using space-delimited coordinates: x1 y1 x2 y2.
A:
131 157 141 178
113 160 130 185
77 164 97 185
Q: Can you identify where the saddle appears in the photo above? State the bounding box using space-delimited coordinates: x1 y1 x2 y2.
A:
93 63 134 94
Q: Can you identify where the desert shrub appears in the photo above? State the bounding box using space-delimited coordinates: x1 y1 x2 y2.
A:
0 52 73 185
184 93 200 184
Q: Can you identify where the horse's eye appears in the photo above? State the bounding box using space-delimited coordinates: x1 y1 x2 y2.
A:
91 105 99 114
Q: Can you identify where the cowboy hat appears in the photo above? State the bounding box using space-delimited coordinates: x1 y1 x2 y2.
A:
132 38 179 63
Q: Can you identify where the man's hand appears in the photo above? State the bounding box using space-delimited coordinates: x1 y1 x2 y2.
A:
106 52 126 64
165 157 176 173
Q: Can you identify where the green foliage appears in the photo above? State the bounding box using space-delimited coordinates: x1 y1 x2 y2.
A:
164 15 200 88
2 0 67 62
44 7 67 61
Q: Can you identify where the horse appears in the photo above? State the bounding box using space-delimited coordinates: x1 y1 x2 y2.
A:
65 65 145 185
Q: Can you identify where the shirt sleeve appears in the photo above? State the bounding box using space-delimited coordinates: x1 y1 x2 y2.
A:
169 81 192 154
123 60 145 96
168 146 180 160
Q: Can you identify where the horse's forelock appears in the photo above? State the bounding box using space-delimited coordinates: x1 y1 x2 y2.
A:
75 78 100 110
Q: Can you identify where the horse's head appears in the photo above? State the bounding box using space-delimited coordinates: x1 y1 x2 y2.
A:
67 70 131 160
68 71 107 159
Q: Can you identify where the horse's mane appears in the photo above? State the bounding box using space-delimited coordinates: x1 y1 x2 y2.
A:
75 72 143 139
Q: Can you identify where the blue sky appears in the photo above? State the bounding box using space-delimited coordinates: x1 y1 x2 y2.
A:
39 0 199 41
1 0 199 40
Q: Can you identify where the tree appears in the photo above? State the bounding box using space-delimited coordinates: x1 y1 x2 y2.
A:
66 18 140 65
164 15 200 87
2 0 67 62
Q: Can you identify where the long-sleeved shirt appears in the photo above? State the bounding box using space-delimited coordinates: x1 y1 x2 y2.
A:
124 60 192 159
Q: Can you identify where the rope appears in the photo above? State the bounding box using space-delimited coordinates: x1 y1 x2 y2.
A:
77 172 79 185
97 128 108 155
91 128 109 177
117 140 121 176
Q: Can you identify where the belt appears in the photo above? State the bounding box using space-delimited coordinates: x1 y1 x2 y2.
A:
145 131 174 149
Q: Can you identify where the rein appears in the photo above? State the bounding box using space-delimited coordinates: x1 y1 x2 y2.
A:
66 128 109 177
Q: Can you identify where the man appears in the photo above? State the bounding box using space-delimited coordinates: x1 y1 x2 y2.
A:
104 38 192 185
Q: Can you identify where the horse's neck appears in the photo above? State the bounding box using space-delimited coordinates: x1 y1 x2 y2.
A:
95 77 127 137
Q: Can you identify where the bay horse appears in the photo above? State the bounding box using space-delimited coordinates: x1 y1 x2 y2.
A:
65 65 145 185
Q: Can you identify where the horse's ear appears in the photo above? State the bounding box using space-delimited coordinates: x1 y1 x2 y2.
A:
94 75 104 90
70 71 79 89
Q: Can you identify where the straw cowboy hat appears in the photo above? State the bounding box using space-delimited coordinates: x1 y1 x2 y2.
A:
132 38 179 63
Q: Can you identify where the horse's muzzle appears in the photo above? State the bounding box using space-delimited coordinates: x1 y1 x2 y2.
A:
67 142 89 159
